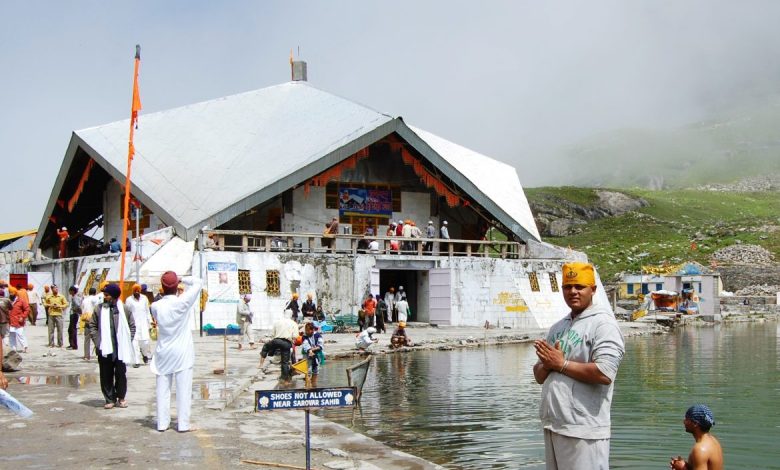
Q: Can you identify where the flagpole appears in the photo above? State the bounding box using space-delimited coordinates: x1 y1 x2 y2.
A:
120 45 142 288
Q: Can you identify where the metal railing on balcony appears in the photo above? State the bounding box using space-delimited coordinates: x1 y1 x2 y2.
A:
201 230 525 259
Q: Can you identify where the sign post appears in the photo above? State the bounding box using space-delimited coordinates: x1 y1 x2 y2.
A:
256 387 357 470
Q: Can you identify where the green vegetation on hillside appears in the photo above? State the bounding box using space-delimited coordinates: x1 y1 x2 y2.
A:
526 188 780 280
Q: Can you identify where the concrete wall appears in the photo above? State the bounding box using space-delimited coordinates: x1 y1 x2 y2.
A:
720 296 778 316
194 251 573 331
440 257 569 329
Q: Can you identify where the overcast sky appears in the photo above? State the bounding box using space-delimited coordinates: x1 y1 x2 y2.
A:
2 1 780 233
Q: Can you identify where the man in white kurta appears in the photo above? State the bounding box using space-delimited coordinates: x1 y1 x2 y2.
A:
125 284 153 366
150 272 203 432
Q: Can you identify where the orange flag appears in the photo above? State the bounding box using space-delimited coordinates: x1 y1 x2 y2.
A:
131 45 142 128
120 45 142 286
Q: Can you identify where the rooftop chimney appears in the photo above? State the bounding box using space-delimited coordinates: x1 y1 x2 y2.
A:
292 60 307 81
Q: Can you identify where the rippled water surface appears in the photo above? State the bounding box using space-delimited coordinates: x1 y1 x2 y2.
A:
316 322 780 469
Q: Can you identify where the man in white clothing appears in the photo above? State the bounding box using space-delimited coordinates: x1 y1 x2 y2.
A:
126 284 153 367
150 271 203 432
384 287 396 324
236 294 255 350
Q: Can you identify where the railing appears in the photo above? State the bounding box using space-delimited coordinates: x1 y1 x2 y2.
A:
202 230 525 259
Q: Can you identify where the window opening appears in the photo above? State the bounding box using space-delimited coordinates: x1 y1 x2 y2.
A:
266 270 280 297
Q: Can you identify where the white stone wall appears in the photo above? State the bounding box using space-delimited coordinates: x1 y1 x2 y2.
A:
195 252 575 331
441 258 569 329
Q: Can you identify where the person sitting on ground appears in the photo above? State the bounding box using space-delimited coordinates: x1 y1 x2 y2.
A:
355 327 378 350
670 404 723 470
258 314 299 383
301 292 316 320
390 321 413 348
301 322 324 387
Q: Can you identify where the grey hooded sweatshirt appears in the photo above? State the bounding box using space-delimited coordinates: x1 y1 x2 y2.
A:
539 301 625 440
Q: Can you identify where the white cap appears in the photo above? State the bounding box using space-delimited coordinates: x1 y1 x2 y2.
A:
399 285 404 290
428 220 433 224
443 220 448 225
367 327 377 334
399 219 404 224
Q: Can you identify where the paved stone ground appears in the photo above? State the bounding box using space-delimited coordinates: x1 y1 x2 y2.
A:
1 320 660 469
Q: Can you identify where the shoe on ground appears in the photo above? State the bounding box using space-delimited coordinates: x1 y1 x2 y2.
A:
117 400 128 408
133 364 140 368
104 402 115 409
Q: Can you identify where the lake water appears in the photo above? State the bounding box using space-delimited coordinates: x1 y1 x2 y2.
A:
316 321 780 469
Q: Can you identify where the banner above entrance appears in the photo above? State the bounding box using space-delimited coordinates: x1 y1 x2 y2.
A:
339 188 392 217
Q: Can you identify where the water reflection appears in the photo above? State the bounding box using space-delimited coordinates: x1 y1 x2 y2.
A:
194 381 232 400
317 323 780 469
16 374 98 388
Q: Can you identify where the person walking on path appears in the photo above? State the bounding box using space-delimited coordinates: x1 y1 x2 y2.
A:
42 284 52 326
66 286 82 350
425 220 436 254
150 271 203 432
80 288 98 361
88 283 135 409
384 287 396 324
362 293 377 329
257 315 299 383
285 293 301 323
126 284 153 367
375 294 387 334
440 220 450 239
533 262 625 470
46 285 68 348
236 294 255 350
27 284 40 326
8 288 29 353
395 295 410 323
0 337 7 389
0 291 11 348
670 405 723 470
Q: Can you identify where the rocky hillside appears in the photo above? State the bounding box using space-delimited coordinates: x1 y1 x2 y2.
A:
525 187 780 288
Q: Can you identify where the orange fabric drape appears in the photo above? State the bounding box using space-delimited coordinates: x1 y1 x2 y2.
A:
305 147 370 196
67 159 95 212
399 147 462 207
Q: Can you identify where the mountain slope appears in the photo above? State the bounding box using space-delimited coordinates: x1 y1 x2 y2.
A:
553 98 780 188
526 187 780 281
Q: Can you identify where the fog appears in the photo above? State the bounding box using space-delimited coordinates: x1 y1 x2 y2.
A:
2 1 779 232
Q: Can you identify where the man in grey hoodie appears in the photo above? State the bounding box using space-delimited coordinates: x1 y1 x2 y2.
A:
533 262 625 470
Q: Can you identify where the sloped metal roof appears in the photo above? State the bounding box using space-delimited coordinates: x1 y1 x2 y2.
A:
37 81 541 246
406 126 541 242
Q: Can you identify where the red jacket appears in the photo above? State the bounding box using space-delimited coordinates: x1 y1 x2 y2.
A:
9 296 30 328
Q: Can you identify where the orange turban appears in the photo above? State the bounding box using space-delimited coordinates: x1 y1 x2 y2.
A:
132 284 142 293
561 262 596 287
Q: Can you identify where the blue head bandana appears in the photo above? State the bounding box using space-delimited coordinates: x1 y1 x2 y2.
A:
685 404 715 430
